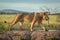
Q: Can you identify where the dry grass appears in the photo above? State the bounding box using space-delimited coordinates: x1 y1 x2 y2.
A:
0 14 60 30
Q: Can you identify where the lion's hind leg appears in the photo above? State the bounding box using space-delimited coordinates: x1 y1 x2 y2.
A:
18 22 23 30
9 14 21 30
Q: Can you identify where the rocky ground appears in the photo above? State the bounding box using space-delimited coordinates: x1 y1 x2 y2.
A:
0 30 60 40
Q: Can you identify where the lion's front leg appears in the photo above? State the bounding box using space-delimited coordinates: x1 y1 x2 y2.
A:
38 21 47 31
40 23 48 31
30 21 36 31
30 13 37 31
40 24 45 31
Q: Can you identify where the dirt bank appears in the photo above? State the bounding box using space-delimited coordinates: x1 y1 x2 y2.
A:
0 30 60 40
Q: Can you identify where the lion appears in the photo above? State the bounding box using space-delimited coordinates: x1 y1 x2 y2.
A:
10 12 49 31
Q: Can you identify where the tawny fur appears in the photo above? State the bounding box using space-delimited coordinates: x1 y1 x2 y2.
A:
10 12 49 31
